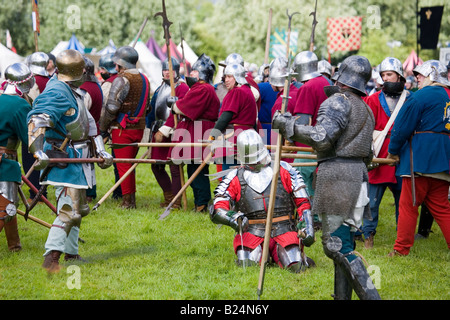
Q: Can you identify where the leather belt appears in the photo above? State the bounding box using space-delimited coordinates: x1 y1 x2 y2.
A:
248 215 290 225
0 147 17 160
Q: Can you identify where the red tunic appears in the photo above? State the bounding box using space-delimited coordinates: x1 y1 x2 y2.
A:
364 91 397 184
151 82 189 160
34 75 49 94
293 76 329 147
170 81 220 162
80 81 103 134
216 84 258 158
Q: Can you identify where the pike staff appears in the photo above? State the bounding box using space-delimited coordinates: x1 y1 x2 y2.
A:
309 0 318 52
257 9 299 300
155 0 188 209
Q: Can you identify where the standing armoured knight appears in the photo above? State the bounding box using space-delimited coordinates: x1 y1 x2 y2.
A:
0 63 35 252
99 46 151 209
27 49 113 273
211 130 315 271
273 55 381 299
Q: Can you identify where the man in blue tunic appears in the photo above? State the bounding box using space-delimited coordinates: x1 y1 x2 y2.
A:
387 60 450 256
27 50 113 273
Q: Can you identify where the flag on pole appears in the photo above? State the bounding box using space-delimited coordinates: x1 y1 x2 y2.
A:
6 30 12 49
327 16 362 52
32 0 40 35
418 6 444 50
6 29 17 53
269 28 298 59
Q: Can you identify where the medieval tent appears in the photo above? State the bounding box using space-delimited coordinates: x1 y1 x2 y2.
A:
403 50 423 76
0 42 24 78
130 39 163 93
97 39 117 56
51 34 85 57
146 32 166 61
161 38 191 75
177 40 198 65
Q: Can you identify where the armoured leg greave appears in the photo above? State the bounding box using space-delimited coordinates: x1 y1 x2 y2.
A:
57 187 89 236
236 245 262 267
323 234 380 300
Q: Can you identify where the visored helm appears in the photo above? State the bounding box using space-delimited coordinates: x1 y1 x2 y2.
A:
236 129 269 165
112 46 139 69
83 56 98 82
191 53 216 84
27 52 49 77
56 49 85 82
379 57 405 82
162 57 180 79
269 56 289 87
334 55 372 95
413 60 450 86
3 62 35 94
99 52 117 74
293 51 321 82
224 63 247 85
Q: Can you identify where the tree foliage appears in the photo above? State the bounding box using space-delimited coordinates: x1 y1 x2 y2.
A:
0 0 448 68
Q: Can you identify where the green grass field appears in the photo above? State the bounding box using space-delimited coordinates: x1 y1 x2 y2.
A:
1 150 449 300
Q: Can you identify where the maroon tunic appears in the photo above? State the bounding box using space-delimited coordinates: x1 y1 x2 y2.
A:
216 84 258 158
80 81 103 134
152 82 189 160
35 75 49 94
169 81 220 162
292 76 329 147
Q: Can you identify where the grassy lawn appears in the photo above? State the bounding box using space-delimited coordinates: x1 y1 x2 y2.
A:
1 149 449 300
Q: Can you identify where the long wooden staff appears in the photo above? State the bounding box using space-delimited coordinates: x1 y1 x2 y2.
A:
158 131 234 220
257 10 298 300
92 148 152 210
155 0 188 209
131 17 149 48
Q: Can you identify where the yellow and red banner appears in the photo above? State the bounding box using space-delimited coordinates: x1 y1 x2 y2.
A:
327 16 362 52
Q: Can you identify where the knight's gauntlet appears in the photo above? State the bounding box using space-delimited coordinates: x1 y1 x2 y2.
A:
92 135 113 169
210 208 249 233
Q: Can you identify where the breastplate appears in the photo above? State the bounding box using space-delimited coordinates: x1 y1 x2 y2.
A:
235 168 296 237
154 82 172 121
65 89 90 141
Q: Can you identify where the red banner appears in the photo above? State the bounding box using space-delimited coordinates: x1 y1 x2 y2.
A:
327 16 362 52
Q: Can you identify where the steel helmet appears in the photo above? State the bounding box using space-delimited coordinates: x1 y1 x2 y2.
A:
293 51 321 82
3 62 35 94
224 63 247 85
56 49 85 82
333 55 372 95
99 52 117 74
112 46 139 69
27 52 49 77
236 129 269 165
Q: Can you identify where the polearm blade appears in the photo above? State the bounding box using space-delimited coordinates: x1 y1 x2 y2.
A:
155 0 188 209
257 9 298 300
309 0 318 52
